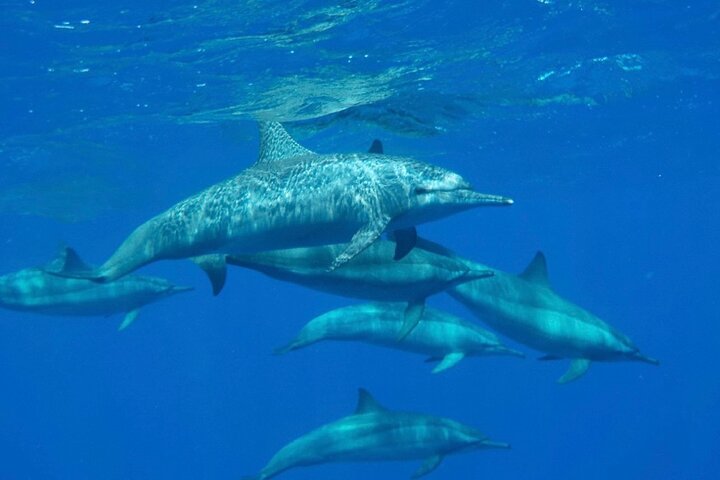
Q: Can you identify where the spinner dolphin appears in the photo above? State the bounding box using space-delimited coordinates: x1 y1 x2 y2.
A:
417 239 659 383
247 388 509 479
0 247 192 330
53 124 512 287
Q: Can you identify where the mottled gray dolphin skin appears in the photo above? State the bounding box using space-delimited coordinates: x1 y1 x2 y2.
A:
275 302 524 373
0 247 192 330
247 388 510 480
415 239 659 383
225 240 494 337
59 122 512 285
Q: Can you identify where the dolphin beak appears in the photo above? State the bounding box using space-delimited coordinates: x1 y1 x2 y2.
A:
481 440 511 450
632 352 660 365
439 189 514 206
497 346 526 358
172 285 195 294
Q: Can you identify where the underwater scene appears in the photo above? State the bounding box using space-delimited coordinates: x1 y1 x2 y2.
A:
1 1 718 479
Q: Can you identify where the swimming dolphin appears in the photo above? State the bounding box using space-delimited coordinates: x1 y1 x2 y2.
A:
416 239 659 383
275 302 524 372
224 240 494 338
247 388 510 479
53 123 512 286
0 247 192 330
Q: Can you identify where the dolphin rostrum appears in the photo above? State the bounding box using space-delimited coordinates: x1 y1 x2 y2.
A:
247 388 510 479
416 239 659 383
0 247 192 330
225 240 494 337
54 123 512 286
275 302 524 372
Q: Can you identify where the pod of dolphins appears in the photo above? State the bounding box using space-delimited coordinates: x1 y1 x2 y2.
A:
1 122 658 478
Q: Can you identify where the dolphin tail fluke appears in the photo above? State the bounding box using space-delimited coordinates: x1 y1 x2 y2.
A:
558 358 591 384
192 254 228 296
411 454 444 479
398 299 425 341
118 308 140 331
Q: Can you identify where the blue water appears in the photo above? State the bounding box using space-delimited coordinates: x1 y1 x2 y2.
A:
1 1 718 478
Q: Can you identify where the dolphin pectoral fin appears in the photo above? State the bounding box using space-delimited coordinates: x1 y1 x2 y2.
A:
398 299 425 341
191 254 227 296
411 454 444 479
558 358 591 384
118 309 140 331
393 227 417 260
328 217 390 271
431 352 465 373
538 354 562 361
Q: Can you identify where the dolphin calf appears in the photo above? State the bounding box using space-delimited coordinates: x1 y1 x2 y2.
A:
247 388 509 479
55 123 511 286
225 240 494 337
416 239 659 383
275 302 524 373
0 247 192 330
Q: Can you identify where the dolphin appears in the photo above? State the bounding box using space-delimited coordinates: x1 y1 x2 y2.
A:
52 124 512 287
223 240 494 337
275 302 524 373
0 247 192 330
247 388 510 480
415 239 659 383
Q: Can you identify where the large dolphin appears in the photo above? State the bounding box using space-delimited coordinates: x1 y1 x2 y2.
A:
247 388 510 479
0 247 192 330
416 239 659 383
224 240 494 337
275 302 524 373
55 124 511 285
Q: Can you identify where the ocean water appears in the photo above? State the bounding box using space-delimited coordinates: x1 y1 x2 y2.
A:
1 1 718 479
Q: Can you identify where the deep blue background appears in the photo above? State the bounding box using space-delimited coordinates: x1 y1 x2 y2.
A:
1 1 718 479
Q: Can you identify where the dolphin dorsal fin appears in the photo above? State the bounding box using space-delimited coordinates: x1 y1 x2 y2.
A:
355 388 386 414
46 246 92 273
519 251 550 287
256 121 314 165
368 139 383 154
